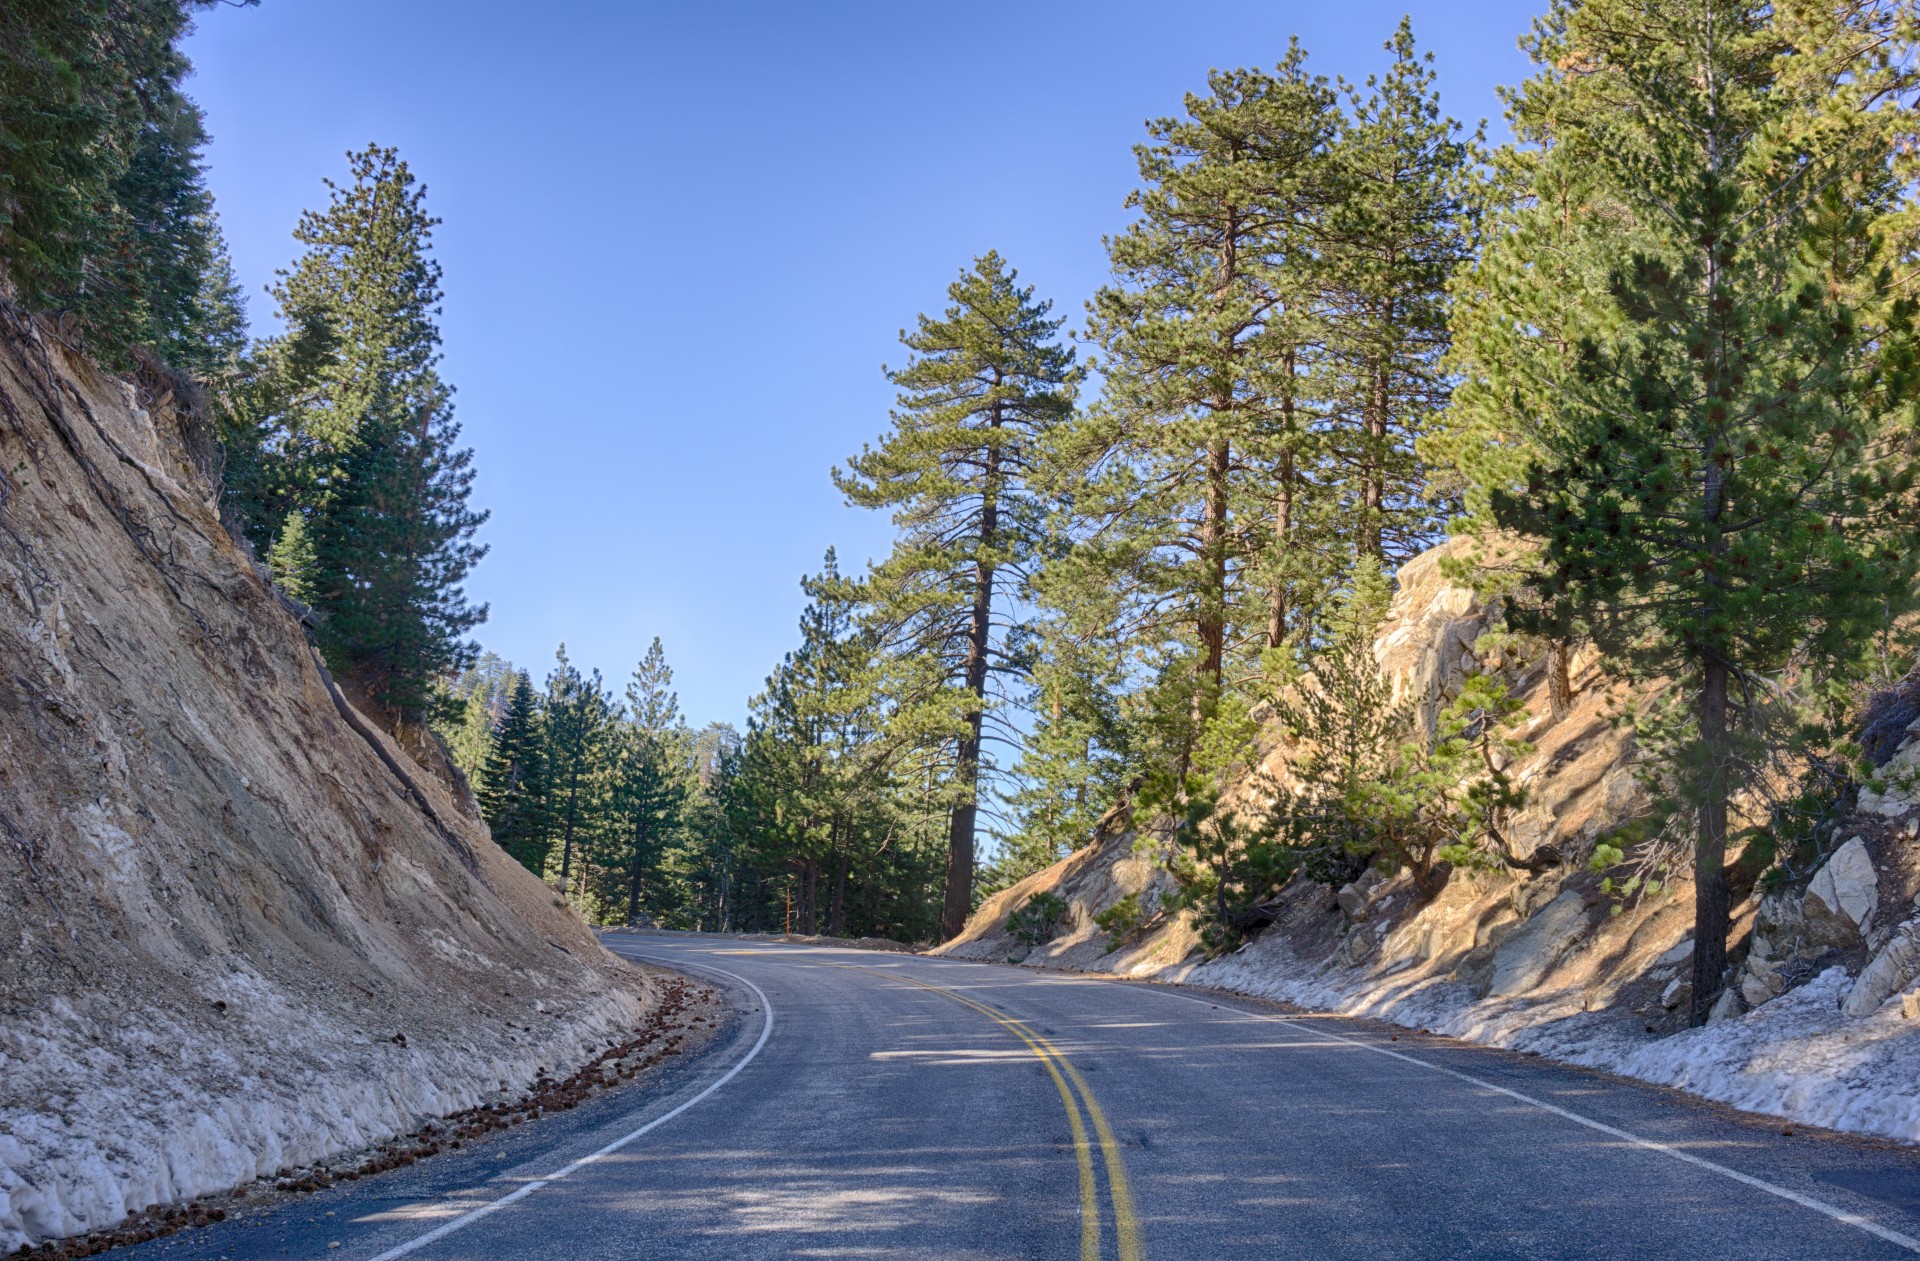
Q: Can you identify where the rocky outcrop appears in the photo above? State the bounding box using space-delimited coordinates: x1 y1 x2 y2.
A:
0 311 667 1249
945 537 1655 985
1804 837 1879 944
944 534 1920 1145
1845 922 1920 1017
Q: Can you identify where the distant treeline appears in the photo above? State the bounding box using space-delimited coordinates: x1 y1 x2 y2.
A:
442 618 953 941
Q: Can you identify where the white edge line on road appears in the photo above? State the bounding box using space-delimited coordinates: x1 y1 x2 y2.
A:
364 955 773 1261
1115 977 1920 1254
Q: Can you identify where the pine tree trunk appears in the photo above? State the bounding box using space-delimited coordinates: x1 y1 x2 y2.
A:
1363 348 1388 561
1547 639 1573 720
626 815 646 924
1268 351 1297 649
1691 345 1733 1025
942 435 1000 940
1199 435 1230 696
830 836 849 938
1690 655 1732 1026
556 760 580 888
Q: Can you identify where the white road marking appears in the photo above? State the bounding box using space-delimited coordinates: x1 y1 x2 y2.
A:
1111 974 1920 1255
364 956 773 1261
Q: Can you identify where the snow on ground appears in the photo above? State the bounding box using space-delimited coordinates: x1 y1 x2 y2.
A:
1127 938 1920 1145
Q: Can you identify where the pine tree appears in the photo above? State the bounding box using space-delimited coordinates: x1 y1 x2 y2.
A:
836 252 1079 940
0 1 249 372
231 146 488 722
540 646 612 894
1317 19 1479 565
611 638 689 925
437 651 515 782
478 670 549 874
1054 51 1341 779
725 552 947 939
1000 616 1132 888
1474 0 1920 1024
266 510 318 607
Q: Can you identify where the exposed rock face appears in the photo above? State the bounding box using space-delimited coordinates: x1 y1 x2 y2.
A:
1803 838 1879 945
944 536 1661 995
0 312 661 1249
1845 921 1920 1018
1487 891 1593 998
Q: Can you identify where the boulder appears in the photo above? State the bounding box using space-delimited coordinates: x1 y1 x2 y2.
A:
1661 976 1692 1011
1803 838 1878 944
1655 938 1694 967
1741 954 1786 1008
1842 922 1920 1018
1336 868 1388 919
1488 891 1591 997
1706 986 1748 1024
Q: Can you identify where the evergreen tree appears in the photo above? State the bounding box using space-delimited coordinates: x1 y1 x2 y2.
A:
266 511 318 607
1000 616 1132 888
542 645 612 894
725 553 949 940
836 252 1079 940
229 146 488 722
1053 51 1341 781
1317 19 1479 565
1470 0 1920 1023
0 1 249 372
610 638 689 924
437 651 515 781
478 670 549 874
672 722 744 930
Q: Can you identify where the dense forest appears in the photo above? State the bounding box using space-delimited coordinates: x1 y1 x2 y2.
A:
7 1 1919 1023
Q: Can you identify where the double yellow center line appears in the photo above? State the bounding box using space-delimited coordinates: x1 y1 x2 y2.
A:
832 964 1144 1261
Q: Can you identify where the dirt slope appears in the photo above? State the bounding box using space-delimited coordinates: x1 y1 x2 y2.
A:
0 309 663 1250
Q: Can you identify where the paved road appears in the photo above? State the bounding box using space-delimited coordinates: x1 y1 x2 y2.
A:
128 936 1920 1260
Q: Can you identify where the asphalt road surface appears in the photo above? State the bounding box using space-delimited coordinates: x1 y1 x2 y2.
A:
125 935 1920 1260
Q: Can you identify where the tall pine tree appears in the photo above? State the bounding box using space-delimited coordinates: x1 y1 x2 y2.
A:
542 645 612 894
836 252 1078 940
611 638 689 925
1054 51 1340 782
229 146 487 722
0 1 249 372
1318 19 1479 565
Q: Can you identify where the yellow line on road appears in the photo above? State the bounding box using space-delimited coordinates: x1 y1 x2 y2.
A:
830 963 1143 1261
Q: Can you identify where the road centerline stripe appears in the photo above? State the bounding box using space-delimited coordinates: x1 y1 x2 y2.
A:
364 956 774 1261
832 961 1144 1261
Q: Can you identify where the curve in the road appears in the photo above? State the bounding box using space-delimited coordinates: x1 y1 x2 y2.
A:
116 936 1920 1260
364 960 776 1261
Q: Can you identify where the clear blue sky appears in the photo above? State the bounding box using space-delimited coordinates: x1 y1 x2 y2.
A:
182 0 1543 728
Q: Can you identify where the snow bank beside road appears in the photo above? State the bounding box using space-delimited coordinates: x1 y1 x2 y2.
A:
1176 944 1920 1144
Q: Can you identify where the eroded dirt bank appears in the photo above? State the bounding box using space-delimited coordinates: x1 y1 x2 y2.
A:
0 309 685 1251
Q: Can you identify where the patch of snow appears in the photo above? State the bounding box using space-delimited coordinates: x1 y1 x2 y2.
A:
1105 941 1920 1147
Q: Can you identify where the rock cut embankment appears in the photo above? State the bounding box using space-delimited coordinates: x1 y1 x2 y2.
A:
0 309 664 1250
